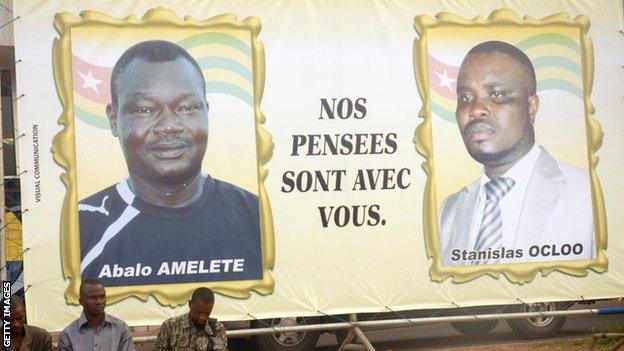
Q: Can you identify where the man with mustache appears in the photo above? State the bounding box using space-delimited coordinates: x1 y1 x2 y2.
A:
438 41 595 266
78 40 262 286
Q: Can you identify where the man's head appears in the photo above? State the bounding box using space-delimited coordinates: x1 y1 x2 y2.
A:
79 278 106 318
455 41 539 171
107 40 209 185
188 287 215 330
10 296 26 335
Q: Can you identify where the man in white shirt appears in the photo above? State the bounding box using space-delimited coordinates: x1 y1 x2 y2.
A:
439 41 595 266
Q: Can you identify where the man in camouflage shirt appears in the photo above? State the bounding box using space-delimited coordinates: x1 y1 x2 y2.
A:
155 288 227 351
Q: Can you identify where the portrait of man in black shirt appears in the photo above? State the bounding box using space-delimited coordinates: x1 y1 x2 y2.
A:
78 40 263 287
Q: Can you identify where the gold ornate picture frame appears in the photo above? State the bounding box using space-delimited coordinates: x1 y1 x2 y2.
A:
414 9 607 283
53 8 275 305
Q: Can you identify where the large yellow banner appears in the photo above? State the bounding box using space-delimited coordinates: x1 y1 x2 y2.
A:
12 0 624 331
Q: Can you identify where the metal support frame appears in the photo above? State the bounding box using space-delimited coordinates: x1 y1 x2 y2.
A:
0 48 5 283
0 0 17 282
230 308 613 337
337 314 375 351
0 174 3 280
130 306 621 344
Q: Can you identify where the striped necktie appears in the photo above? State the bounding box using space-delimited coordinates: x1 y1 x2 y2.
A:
473 177 515 263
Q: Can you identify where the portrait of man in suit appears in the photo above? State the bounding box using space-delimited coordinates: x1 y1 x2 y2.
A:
77 40 263 286
438 40 595 266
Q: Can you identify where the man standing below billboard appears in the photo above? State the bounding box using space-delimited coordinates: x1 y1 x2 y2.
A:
439 41 595 266
78 40 263 286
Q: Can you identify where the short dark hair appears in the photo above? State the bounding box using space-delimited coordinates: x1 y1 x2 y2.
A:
110 40 206 107
461 40 537 95
80 278 103 294
190 287 214 305
10 296 25 311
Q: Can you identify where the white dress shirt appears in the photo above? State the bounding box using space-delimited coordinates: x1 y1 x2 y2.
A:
467 144 540 251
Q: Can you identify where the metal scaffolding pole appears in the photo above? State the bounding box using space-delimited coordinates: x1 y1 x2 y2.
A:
129 306 623 343
0 67 5 282
0 0 16 284
338 314 375 351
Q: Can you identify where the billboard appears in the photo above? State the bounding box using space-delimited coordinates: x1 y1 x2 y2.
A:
12 0 624 331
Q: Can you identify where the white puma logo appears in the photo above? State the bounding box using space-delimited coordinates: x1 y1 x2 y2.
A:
79 196 110 216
